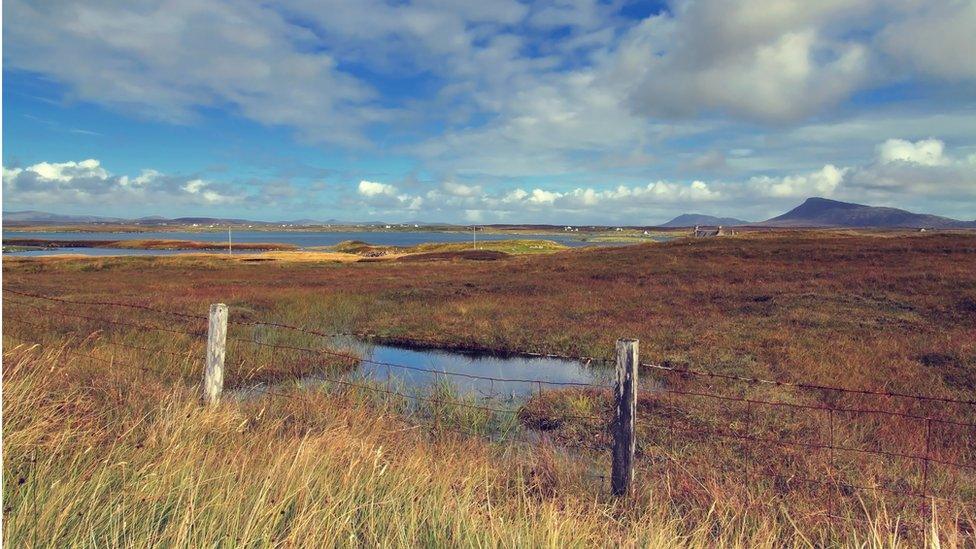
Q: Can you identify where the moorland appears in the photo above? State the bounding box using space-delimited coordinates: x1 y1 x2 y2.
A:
3 230 975 546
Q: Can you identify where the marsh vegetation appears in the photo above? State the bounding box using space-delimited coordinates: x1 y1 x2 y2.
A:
3 231 975 546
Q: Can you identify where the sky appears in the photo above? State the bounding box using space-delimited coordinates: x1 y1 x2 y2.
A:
2 0 975 224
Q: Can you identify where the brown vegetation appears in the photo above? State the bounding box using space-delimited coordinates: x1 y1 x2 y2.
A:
4 231 976 544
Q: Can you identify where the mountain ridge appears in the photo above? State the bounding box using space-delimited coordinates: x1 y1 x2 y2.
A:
659 213 750 227
758 197 975 228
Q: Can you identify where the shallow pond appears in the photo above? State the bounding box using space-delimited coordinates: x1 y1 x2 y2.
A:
234 339 613 401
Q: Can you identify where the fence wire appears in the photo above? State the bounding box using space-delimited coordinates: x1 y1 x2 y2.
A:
3 288 975 532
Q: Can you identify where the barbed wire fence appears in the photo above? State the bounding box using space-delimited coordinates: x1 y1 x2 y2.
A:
3 287 975 534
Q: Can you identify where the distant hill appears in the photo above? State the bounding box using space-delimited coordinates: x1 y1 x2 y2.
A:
5 201 973 230
3 210 124 225
1 211 392 227
761 197 975 228
659 213 749 228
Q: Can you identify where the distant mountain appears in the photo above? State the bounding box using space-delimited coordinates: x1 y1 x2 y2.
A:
761 197 975 228
659 213 750 228
2 210 404 228
6 202 973 230
3 210 124 225
168 216 260 225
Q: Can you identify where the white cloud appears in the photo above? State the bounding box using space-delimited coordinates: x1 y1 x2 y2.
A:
357 179 424 210
747 165 848 198
351 137 976 223
876 138 949 166
845 138 976 199
624 0 877 122
18 159 109 182
635 29 869 122
528 189 559 204
352 177 726 224
3 0 975 221
3 159 243 210
739 138 976 217
358 180 398 197
4 0 385 147
442 181 482 197
120 169 161 187
182 179 207 194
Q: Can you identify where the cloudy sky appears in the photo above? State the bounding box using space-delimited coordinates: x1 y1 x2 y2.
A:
3 0 975 224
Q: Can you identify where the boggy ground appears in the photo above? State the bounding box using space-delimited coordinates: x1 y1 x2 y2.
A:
3 231 976 546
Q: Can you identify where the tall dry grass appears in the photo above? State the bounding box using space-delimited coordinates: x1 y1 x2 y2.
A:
4 232 976 545
3 337 970 547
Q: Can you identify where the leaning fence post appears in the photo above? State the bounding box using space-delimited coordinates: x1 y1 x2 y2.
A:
612 338 638 496
203 303 228 405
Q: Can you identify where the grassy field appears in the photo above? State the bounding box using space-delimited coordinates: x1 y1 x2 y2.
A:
3 231 976 546
328 238 569 257
2 237 568 259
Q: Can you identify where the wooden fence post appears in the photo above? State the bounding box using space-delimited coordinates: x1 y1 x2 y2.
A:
203 303 228 405
612 338 638 496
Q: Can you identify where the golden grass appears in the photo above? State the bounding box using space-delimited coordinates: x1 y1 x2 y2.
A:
327 238 569 258
4 231 976 545
5 340 966 547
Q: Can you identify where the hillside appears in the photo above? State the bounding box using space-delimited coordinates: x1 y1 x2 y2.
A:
760 197 975 228
659 213 749 227
3 210 124 225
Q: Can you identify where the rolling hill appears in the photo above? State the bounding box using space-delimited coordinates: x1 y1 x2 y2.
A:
659 213 750 227
3 210 125 225
760 197 975 228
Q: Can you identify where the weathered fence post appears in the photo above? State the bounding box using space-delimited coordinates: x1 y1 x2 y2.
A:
203 303 228 405
612 338 638 496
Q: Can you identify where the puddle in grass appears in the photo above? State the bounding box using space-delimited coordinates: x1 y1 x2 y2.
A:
231 338 613 402
229 339 619 483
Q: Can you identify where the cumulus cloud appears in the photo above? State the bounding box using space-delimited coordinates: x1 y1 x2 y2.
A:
4 1 975 220
3 159 244 211
357 180 423 210
747 165 848 198
353 138 976 223
876 138 949 166
737 138 976 216
358 180 399 197
843 138 976 199
621 1 975 124
6 159 109 183
405 0 976 179
355 177 726 223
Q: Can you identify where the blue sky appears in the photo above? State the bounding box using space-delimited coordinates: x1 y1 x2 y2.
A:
3 0 975 224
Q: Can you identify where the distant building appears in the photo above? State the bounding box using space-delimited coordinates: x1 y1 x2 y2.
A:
694 225 736 237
